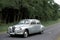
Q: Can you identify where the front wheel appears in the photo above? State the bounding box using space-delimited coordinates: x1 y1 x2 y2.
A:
23 30 28 38
8 34 14 37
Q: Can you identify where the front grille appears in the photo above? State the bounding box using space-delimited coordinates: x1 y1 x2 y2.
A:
12 27 15 32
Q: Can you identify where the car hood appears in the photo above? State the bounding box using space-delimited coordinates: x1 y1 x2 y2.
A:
13 24 29 28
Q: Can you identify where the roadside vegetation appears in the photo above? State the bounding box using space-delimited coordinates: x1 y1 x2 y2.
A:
0 19 60 32
0 0 60 32
0 0 60 23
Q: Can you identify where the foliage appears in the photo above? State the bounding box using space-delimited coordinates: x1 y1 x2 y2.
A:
0 0 59 23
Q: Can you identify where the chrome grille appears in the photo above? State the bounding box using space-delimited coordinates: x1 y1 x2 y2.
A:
12 27 15 32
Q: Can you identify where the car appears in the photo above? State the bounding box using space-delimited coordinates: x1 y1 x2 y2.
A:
7 19 45 38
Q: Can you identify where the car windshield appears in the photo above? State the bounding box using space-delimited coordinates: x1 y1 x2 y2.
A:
18 20 30 24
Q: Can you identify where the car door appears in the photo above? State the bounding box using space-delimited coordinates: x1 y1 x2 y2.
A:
30 21 37 33
30 21 39 33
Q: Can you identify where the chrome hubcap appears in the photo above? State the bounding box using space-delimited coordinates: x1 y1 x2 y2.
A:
24 32 28 37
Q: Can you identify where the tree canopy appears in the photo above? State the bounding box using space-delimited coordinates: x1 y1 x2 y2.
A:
0 0 59 23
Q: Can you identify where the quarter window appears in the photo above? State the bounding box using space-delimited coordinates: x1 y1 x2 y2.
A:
37 22 40 24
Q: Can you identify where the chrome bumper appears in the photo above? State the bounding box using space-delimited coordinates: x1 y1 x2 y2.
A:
7 29 24 35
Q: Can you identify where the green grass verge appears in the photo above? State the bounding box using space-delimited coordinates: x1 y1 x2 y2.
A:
41 19 60 26
0 19 60 33
0 23 14 32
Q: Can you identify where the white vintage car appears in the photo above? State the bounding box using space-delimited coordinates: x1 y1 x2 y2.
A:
7 19 45 38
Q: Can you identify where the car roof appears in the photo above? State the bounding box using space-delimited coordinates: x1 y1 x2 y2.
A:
22 19 40 22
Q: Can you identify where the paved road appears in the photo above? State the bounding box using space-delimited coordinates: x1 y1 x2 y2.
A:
0 23 60 40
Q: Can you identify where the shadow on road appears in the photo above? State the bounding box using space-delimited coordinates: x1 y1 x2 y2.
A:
7 33 43 38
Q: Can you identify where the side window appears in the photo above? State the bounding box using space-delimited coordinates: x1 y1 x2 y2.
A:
31 21 36 24
37 22 40 24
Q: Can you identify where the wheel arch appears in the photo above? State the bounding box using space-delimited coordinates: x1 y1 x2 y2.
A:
25 29 29 34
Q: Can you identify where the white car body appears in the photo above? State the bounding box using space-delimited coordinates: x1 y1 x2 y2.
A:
7 19 45 37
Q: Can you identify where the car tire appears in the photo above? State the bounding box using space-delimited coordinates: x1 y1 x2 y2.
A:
40 30 44 34
8 34 14 37
23 30 28 38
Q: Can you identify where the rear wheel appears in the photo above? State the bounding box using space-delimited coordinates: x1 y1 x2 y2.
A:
23 30 28 38
40 30 44 34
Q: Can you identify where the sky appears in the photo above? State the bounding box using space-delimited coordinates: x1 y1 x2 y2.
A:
54 0 60 5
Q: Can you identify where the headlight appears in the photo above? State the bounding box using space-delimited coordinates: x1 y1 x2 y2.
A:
15 27 22 30
19 28 22 30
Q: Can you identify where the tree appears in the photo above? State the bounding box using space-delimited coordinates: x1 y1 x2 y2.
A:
0 0 59 23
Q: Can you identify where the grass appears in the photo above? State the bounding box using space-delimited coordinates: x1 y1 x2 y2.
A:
0 19 60 33
0 23 14 32
41 19 60 26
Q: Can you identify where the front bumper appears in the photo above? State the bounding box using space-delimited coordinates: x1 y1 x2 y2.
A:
7 29 24 35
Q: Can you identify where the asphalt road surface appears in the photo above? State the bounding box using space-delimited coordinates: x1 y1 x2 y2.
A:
0 23 60 40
